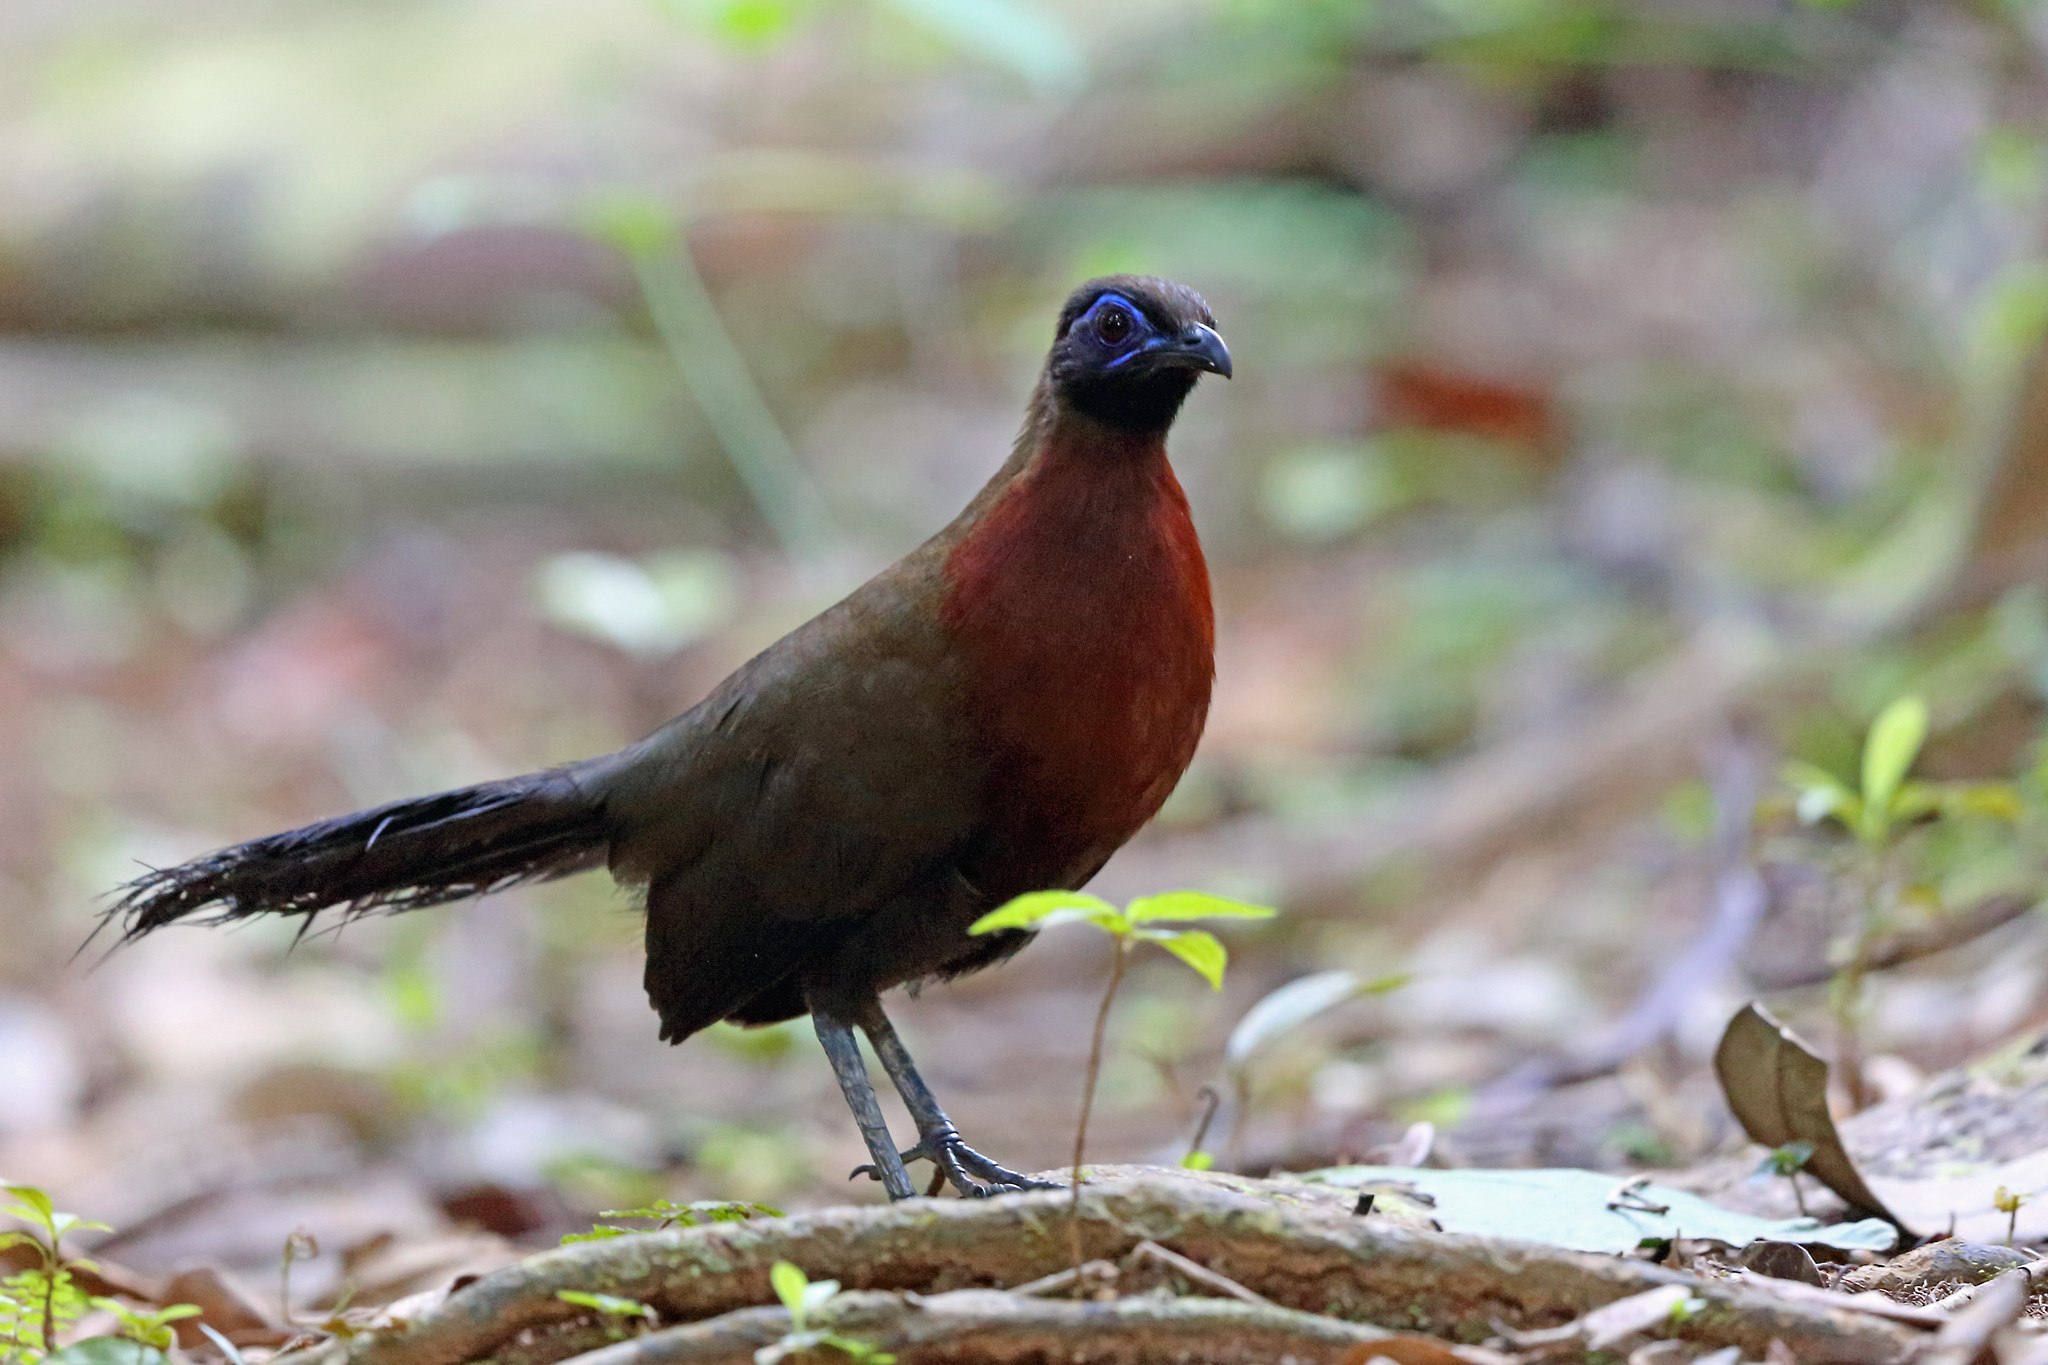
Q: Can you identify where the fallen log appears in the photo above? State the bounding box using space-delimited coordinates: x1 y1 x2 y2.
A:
286 1167 1925 1365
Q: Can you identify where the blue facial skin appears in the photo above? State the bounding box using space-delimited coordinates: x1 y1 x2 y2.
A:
1051 291 1232 431
1082 294 1233 376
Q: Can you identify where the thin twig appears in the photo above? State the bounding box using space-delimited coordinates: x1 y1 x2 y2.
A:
1005 1259 1124 1302
1130 1240 1276 1307
1187 1085 1222 1162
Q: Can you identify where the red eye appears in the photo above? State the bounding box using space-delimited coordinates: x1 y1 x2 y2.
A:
1096 306 1132 343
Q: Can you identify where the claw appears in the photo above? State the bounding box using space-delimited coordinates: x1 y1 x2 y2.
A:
897 1123 1059 1198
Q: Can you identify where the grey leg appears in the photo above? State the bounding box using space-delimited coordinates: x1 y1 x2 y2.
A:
812 1012 915 1200
862 1005 1058 1198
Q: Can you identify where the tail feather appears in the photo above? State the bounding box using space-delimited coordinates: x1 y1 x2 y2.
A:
104 765 611 943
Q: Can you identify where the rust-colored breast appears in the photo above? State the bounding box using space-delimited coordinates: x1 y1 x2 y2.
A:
939 431 1214 895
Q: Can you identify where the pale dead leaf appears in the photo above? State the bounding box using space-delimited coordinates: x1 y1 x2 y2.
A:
1579 1285 1693 1351
1866 1151 2048 1246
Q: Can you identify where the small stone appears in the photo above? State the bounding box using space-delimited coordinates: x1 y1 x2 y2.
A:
1738 1239 1825 1286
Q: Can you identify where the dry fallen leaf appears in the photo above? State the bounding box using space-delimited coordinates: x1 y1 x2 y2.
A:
159 1265 290 1350
1712 1003 1903 1225
1336 1336 1506 1365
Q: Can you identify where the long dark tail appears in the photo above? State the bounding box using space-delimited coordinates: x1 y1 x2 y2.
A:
103 764 612 945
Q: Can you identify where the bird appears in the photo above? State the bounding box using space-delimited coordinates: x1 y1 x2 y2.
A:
102 275 1231 1201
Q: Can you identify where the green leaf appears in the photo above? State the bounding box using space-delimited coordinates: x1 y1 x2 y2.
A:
1225 970 1366 1070
769 1261 810 1319
579 192 681 259
46 1216 109 1239
555 1290 655 1320
1126 891 1277 924
1936 782 2025 823
42 1341 169 1365
797 1279 839 1317
1760 1140 1816 1178
1781 761 1858 828
817 1333 895 1363
1860 695 1928 835
706 1201 782 1222
126 1305 199 1325
970 892 1125 936
3 1186 54 1215
559 1225 630 1245
593 1198 776 1224
1137 928 1227 989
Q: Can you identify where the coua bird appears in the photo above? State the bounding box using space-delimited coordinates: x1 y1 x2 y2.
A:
104 276 1230 1200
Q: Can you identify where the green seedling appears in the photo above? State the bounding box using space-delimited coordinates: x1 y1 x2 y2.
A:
562 1199 782 1246
1755 1141 1817 1217
1783 696 2020 846
1781 695 2024 1106
0 1185 202 1365
1995 1185 2028 1245
971 890 1275 1259
752 1262 893 1365
1 1185 108 1365
86 1303 200 1354
554 1291 656 1342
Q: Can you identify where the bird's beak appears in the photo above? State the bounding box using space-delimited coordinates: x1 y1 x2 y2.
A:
1151 324 1233 379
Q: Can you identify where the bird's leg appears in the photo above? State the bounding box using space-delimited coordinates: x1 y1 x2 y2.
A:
812 1012 915 1200
860 1004 1059 1198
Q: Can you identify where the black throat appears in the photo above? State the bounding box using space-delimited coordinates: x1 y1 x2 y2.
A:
1054 372 1198 434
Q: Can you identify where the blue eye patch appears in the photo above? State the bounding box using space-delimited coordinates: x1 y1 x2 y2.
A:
1079 293 1159 367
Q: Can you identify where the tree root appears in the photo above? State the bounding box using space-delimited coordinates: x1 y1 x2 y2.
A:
561 1289 1424 1365
293 1168 1926 1365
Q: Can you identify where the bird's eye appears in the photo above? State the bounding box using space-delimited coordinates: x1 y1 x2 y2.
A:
1095 306 1133 344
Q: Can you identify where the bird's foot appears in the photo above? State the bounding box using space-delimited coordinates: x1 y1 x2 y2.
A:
851 1123 1057 1198
905 1123 1059 1198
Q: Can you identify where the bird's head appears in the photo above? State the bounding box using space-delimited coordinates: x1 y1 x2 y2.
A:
1045 275 1230 433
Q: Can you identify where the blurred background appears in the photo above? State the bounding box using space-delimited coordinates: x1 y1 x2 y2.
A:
7 0 2048 1306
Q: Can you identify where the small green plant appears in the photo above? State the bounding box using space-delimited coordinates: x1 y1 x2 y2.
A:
752 1262 893 1365
1780 695 2024 1105
553 1291 656 1341
970 890 1275 1257
87 1303 202 1353
0 1185 108 1364
0 1185 202 1365
1783 696 2021 845
1995 1185 2027 1244
1755 1140 1817 1217
561 1199 782 1246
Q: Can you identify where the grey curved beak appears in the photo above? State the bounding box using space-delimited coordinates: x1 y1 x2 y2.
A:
1162 324 1232 379
1155 325 1228 378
